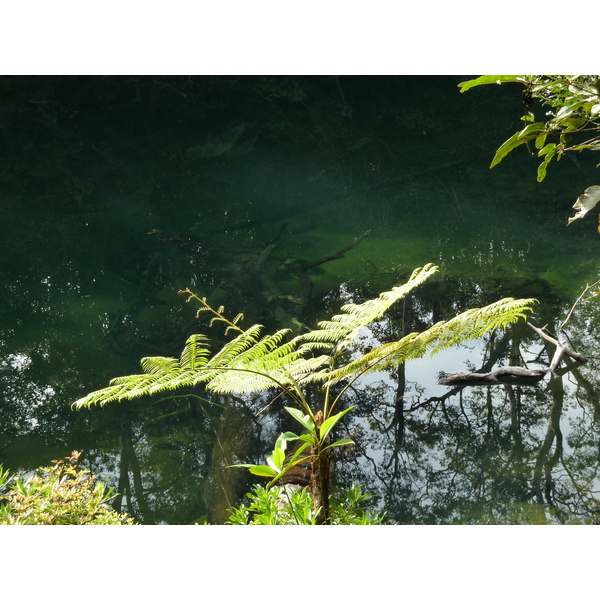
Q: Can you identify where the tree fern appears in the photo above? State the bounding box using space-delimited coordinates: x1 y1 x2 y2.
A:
73 264 536 414
316 297 538 390
72 264 540 526
178 334 214 370
302 262 439 349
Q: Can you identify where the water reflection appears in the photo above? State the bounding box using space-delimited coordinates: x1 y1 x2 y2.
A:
1 76 599 523
333 288 600 524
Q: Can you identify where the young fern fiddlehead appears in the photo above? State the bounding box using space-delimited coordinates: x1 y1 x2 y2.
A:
179 288 245 336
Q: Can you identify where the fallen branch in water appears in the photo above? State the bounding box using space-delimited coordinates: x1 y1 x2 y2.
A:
437 366 548 386
526 322 587 368
301 229 372 271
284 229 373 306
437 322 587 387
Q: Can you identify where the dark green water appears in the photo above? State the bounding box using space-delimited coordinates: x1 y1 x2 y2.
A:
1 76 599 524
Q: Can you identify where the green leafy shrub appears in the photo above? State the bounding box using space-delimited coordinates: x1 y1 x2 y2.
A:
0 451 135 525
226 482 386 525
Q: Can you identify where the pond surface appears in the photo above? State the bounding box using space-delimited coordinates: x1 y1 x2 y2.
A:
1 76 599 524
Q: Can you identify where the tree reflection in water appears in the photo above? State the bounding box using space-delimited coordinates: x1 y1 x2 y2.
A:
329 282 600 524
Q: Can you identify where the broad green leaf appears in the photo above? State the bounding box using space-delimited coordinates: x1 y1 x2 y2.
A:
319 406 355 442
536 155 552 182
268 448 285 471
538 143 556 157
274 431 300 453
535 133 548 149
285 406 317 436
518 122 545 139
249 465 278 478
323 439 355 451
567 186 600 225
457 75 525 93
286 437 315 460
559 116 587 131
288 441 313 464
555 101 588 125
558 133 571 149
556 104 575 120
268 451 313 487
490 123 545 168
536 143 557 182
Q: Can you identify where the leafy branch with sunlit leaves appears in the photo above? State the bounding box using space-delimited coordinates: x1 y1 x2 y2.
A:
459 75 600 183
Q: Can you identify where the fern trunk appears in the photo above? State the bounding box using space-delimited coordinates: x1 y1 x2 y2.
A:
311 411 332 525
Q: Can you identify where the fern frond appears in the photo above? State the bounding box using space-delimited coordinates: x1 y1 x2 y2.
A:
140 356 180 375
285 354 332 384
178 334 212 370
73 325 309 409
341 262 439 324
425 297 537 355
205 369 287 395
302 263 439 349
202 331 312 394
205 324 265 368
179 289 245 335
224 313 245 336
322 297 537 385
72 373 162 408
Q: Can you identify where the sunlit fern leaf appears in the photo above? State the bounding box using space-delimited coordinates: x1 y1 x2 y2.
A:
73 325 306 409
74 338 215 409
423 297 537 355
200 331 318 394
73 265 537 413
140 356 179 375
178 334 212 370
340 262 439 324
302 263 439 349
206 369 289 395
204 324 265 368
321 297 538 385
235 328 290 359
195 328 293 382
72 374 161 408
284 354 332 384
